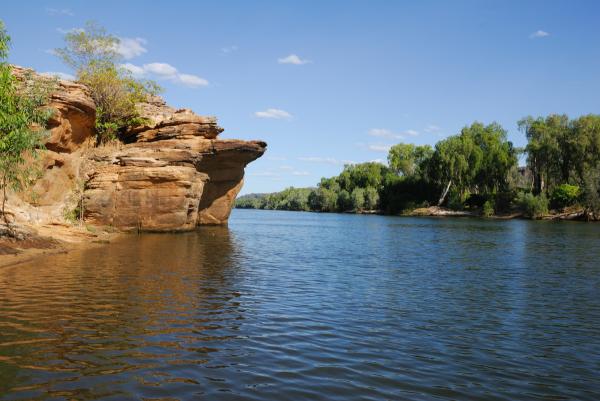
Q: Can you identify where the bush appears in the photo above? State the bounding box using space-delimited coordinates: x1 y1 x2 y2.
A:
516 192 548 219
482 200 495 217
0 21 54 231
550 184 580 210
56 22 161 143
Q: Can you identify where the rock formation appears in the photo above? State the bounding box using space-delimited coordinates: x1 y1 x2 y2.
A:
9 67 266 232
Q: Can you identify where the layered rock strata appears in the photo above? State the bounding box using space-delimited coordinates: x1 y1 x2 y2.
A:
10 68 266 231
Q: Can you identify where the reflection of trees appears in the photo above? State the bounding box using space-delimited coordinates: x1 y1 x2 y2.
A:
0 226 243 398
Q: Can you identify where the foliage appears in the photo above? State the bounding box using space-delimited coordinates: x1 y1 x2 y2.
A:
387 143 433 177
516 192 548 219
56 21 161 143
482 200 495 217
550 184 580 210
0 21 54 230
239 114 600 220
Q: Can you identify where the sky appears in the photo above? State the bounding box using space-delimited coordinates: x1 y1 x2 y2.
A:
3 0 600 194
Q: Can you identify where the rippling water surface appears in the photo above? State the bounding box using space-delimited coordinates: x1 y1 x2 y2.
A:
1 210 600 400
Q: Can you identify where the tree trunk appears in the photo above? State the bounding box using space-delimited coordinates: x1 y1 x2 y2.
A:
1 173 11 236
437 180 452 206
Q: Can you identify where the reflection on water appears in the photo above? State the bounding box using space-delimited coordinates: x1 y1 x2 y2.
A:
1 210 600 400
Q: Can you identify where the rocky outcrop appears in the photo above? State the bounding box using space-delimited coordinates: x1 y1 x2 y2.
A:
9 67 266 232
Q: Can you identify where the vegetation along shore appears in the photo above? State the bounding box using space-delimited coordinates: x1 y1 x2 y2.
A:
237 118 600 221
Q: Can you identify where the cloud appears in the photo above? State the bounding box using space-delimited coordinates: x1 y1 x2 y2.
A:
255 108 292 119
121 63 146 76
370 158 385 164
46 8 74 16
143 62 178 76
424 124 441 133
292 171 310 176
56 27 84 34
267 156 287 161
177 73 209 87
297 157 355 165
368 128 402 139
40 71 75 81
249 171 282 177
120 62 209 88
116 37 147 60
368 144 392 152
221 45 238 54
530 30 549 39
278 54 311 65
368 128 418 139
279 165 294 170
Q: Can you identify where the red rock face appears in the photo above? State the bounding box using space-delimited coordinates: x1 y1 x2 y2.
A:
83 96 266 231
13 67 266 231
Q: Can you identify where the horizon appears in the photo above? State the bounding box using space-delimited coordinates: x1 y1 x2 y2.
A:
3 0 600 194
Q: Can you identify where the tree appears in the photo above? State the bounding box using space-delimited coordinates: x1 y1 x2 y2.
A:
0 21 54 232
388 143 433 177
364 186 380 210
351 187 365 210
56 21 161 143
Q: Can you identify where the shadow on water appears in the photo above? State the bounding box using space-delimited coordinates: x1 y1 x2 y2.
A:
0 226 246 400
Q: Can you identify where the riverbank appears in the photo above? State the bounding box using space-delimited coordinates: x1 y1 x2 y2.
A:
0 222 119 268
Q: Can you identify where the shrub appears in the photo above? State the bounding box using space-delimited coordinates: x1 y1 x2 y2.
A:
516 192 548 219
550 184 580 210
0 21 54 232
56 22 161 143
482 200 495 217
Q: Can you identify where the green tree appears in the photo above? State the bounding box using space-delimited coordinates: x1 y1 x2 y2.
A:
364 186 380 210
56 21 161 143
388 143 433 177
0 21 54 231
351 187 365 210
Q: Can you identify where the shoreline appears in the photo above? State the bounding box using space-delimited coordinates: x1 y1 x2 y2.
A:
0 223 121 269
236 206 598 222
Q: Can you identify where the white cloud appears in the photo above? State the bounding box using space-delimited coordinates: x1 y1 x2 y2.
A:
370 158 385 164
143 62 178 76
368 128 418 139
255 108 292 119
250 171 282 177
121 63 146 77
116 37 147 60
221 45 238 54
292 171 310 176
120 62 209 88
177 73 209 87
297 157 355 165
40 71 75 81
56 27 84 34
279 165 294 170
530 30 549 39
368 144 392 152
278 54 311 65
267 156 287 161
44 48 58 56
368 128 402 139
424 124 441 133
46 8 74 16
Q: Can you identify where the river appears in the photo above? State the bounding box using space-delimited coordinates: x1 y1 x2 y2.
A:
1 209 600 400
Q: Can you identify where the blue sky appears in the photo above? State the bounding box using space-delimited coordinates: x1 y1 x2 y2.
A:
3 1 600 194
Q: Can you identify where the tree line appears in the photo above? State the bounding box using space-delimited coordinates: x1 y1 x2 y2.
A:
237 118 600 219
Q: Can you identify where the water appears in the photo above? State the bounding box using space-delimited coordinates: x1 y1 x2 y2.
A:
1 210 600 400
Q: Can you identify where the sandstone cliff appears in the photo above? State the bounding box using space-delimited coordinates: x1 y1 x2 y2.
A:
9 67 266 232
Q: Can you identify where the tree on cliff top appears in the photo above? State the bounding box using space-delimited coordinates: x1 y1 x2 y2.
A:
0 21 54 233
55 21 161 143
